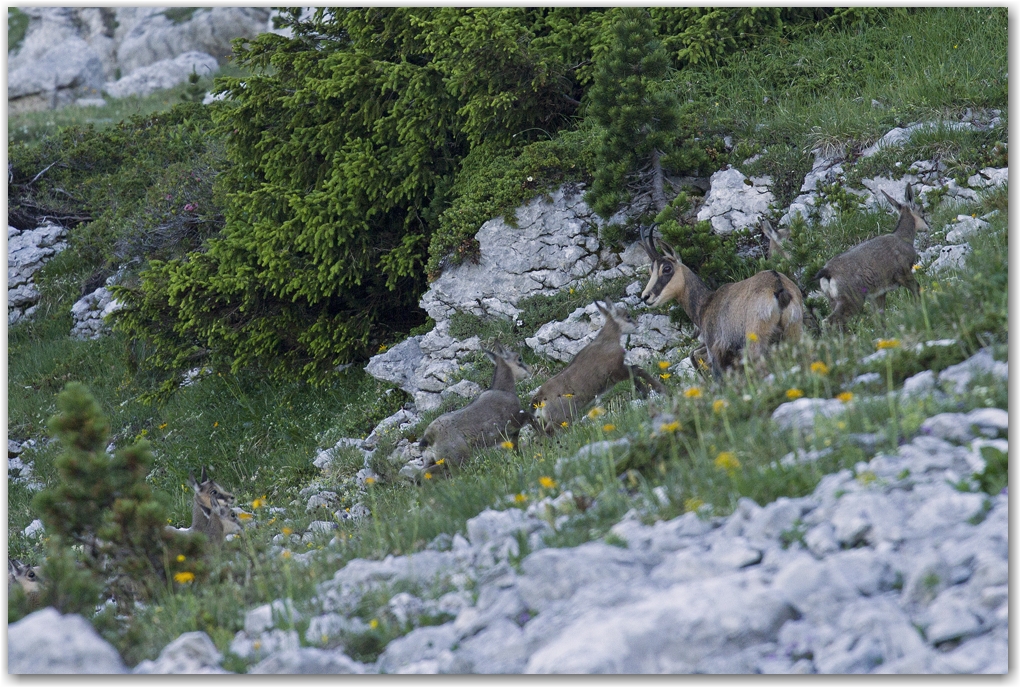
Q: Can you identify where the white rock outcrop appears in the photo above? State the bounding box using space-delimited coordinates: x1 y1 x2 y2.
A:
9 608 128 674
696 167 774 235
9 223 68 325
103 51 218 99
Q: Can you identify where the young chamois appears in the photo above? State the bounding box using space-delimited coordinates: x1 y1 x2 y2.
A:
419 343 533 475
639 225 803 380
814 184 927 328
761 219 793 261
167 467 241 545
8 559 42 595
530 301 666 434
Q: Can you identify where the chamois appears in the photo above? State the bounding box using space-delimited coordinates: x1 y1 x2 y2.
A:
8 559 42 595
419 343 533 474
167 467 241 545
530 301 666 434
639 225 803 379
761 219 793 261
814 184 927 328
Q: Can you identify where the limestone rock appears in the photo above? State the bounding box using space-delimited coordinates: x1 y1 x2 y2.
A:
696 167 774 235
771 398 847 432
104 51 218 99
133 631 229 674
9 608 127 674
249 648 366 674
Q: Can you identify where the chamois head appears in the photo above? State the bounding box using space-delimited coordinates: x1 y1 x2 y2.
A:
881 183 929 241
761 219 792 261
596 300 638 335
8 559 42 595
638 224 687 308
484 342 532 382
189 466 236 509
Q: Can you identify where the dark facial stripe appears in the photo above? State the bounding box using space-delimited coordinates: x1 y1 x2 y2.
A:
647 260 675 301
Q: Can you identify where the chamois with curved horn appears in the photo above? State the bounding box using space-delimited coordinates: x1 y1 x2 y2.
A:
419 342 533 474
530 300 666 434
814 184 927 328
639 224 803 379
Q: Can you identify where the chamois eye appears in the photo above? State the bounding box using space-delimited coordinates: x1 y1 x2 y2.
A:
663 264 673 274
27 571 36 579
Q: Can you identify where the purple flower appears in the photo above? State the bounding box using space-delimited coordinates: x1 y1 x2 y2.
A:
184 203 197 212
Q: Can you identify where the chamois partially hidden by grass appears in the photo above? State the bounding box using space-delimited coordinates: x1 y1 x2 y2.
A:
8 559 42 595
640 225 803 379
530 301 666 434
167 467 241 546
815 184 927 328
420 343 533 475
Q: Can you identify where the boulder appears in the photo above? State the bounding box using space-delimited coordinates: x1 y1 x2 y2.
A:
104 51 218 99
133 631 229 674
696 167 773 235
9 608 127 674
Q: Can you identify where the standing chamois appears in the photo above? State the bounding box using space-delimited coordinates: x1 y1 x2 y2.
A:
530 301 666 434
814 184 927 328
639 225 803 379
419 343 533 474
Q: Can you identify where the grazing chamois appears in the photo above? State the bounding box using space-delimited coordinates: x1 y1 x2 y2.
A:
530 301 666 434
8 559 42 595
639 225 803 379
419 343 533 474
814 184 927 328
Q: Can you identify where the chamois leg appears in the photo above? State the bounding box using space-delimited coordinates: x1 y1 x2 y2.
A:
824 300 855 330
628 365 667 395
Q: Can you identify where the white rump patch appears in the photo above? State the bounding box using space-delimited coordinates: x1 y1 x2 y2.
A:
820 277 838 300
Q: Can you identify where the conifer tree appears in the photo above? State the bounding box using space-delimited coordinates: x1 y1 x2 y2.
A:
585 8 679 219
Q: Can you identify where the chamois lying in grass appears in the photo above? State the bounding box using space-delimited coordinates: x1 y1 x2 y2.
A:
420 343 533 475
530 301 665 434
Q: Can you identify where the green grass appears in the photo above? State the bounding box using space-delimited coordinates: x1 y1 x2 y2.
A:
7 7 1007 669
8 7 29 53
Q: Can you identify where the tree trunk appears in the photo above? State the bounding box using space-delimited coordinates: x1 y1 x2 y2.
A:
651 148 666 213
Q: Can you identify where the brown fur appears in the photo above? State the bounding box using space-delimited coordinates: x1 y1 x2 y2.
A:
419 343 533 473
183 467 240 545
815 184 926 328
640 226 803 379
530 301 666 434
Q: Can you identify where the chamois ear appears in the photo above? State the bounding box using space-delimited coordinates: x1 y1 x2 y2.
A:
654 238 678 261
200 465 210 483
881 189 902 212
904 183 915 206
482 348 498 364
188 471 199 492
594 300 610 318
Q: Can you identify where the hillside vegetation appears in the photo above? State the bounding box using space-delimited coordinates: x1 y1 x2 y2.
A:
7 7 1007 669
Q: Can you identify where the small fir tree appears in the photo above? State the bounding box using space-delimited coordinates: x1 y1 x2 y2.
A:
585 8 679 218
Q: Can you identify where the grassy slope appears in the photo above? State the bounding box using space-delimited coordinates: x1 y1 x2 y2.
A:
7 7 1007 667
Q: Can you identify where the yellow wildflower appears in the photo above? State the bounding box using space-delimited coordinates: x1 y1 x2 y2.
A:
378 344 388 353
876 338 901 350
539 476 557 489
836 421 847 430
560 421 569 428
660 373 672 380
786 388 804 400
533 400 546 409
684 387 703 399
281 550 292 559
810 361 830 376
563 393 574 398
836 391 854 403
602 424 616 432
587 407 606 419
659 421 681 433
158 423 168 430
501 441 515 450
857 471 877 486
514 493 528 503
712 399 729 414
176 554 186 562
569 288 575 295
282 527 293 536
912 264 921 272
424 473 433 480
658 360 671 369
238 512 253 521
370 619 380 630
173 571 195 584
213 421 219 428
364 477 376 485
436 458 445 465
746 332 759 342
714 451 741 476
252 497 265 509
684 497 705 513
